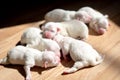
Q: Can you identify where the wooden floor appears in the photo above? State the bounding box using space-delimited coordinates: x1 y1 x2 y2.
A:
0 0 120 80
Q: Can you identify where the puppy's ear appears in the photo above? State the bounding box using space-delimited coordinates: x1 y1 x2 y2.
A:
44 61 48 68
104 15 109 18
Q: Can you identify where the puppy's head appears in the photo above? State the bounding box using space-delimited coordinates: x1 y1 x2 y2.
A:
75 11 92 23
42 22 60 39
42 50 60 68
89 15 109 34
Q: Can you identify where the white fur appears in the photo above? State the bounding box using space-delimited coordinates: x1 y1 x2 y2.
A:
20 27 43 45
53 34 103 74
42 20 89 40
45 9 76 22
0 45 60 80
78 7 104 18
76 6 109 34
20 27 61 57
75 10 92 23
27 38 61 58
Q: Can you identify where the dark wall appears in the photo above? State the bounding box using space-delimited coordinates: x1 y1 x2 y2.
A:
0 0 120 27
0 0 76 27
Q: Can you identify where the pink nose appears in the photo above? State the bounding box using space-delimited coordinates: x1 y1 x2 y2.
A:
44 32 51 38
98 28 106 35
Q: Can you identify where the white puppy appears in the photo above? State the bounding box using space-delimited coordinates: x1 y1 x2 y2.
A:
20 27 43 45
53 34 103 74
44 9 76 22
20 27 61 57
0 45 60 80
42 20 89 40
76 6 109 34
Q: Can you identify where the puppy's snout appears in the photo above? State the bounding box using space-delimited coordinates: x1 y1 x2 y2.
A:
98 28 106 35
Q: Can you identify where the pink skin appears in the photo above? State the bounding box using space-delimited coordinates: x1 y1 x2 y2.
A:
98 28 106 35
44 31 54 39
93 26 106 35
43 25 60 39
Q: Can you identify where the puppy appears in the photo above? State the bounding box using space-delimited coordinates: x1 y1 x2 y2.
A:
20 27 43 45
0 45 60 80
53 34 103 74
76 6 109 34
20 27 61 57
42 20 89 40
44 9 76 22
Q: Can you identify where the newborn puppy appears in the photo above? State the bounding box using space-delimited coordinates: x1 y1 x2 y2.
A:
0 45 60 80
45 9 76 22
89 16 109 34
42 20 89 40
76 6 109 34
53 34 103 74
20 27 61 57
20 27 43 45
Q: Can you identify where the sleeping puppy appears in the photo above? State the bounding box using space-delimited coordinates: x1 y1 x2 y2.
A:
0 45 60 80
20 27 61 58
89 16 109 34
20 27 43 45
42 20 89 40
44 9 76 22
53 34 103 74
75 6 109 34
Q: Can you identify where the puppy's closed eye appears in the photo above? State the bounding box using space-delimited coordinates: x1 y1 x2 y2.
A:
40 32 43 35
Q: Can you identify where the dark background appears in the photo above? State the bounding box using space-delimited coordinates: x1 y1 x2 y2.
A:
0 0 120 27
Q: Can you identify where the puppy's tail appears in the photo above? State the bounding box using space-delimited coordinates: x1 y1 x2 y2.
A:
0 57 9 65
